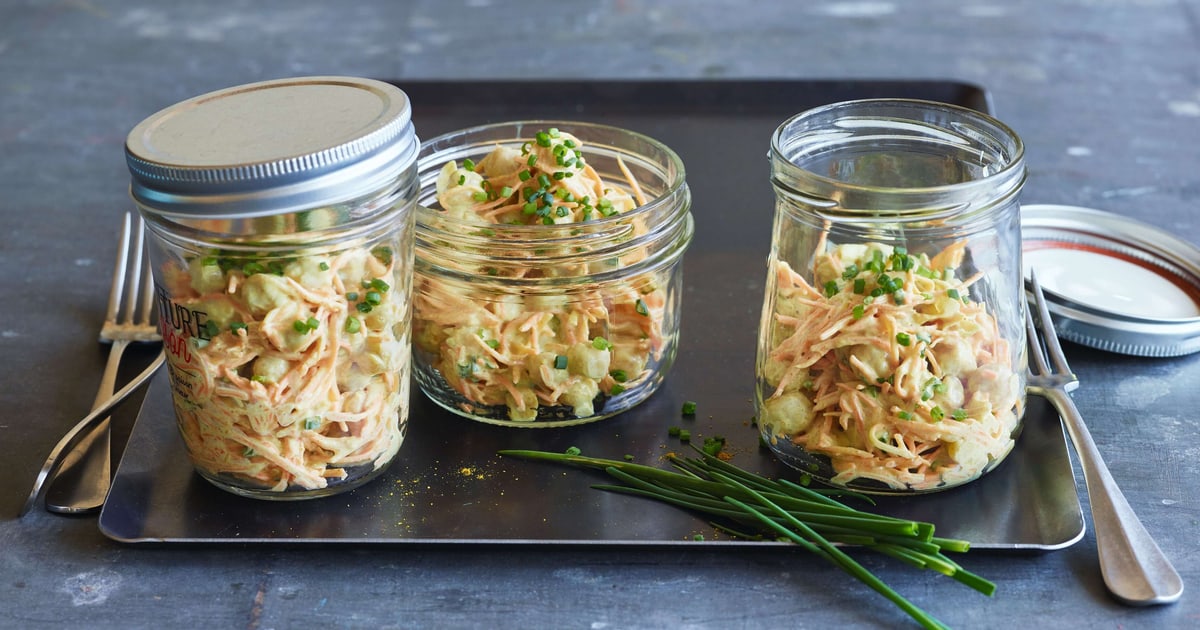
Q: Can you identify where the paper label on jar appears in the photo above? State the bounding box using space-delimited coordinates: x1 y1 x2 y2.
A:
154 282 207 400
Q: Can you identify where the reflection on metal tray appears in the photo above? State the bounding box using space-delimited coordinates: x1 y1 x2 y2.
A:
99 79 1083 550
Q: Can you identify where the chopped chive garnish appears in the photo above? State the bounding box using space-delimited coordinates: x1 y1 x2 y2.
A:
230 321 248 334
344 316 361 334
852 304 865 319
681 400 697 416
485 339 500 350
303 416 321 431
610 369 628 382
564 445 582 456
364 291 382 305
462 158 475 171
896 332 911 346
371 247 394 265
701 435 725 456
369 278 390 293
356 302 373 314
635 298 649 316
554 354 568 370
592 337 613 351
824 280 839 298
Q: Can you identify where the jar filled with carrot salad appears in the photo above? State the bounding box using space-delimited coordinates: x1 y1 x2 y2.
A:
758 99 1027 493
126 77 419 499
413 121 693 427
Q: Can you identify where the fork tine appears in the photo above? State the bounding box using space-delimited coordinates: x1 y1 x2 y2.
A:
123 214 146 324
1028 271 1074 377
1025 304 1051 376
133 215 156 327
138 254 155 327
106 213 132 325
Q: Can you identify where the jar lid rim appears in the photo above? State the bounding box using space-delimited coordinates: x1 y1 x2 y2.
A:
126 76 418 218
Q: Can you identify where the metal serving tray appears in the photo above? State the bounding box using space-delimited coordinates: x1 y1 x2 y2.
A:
99 79 1084 549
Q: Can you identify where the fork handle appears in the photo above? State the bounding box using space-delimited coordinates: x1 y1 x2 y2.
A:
43 340 129 513
1041 387 1184 605
92 341 128 408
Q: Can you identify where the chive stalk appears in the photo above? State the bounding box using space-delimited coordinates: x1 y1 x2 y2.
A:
498 447 992 630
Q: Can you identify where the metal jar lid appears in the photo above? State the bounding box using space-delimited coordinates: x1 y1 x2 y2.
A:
125 76 418 218
1021 204 1200 357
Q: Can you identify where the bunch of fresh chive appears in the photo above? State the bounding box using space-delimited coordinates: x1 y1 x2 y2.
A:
498 448 994 630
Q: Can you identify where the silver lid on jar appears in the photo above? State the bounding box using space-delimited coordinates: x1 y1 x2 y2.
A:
1021 204 1200 357
125 76 417 218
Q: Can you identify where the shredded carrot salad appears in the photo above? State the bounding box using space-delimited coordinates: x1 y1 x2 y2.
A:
414 128 668 422
760 241 1021 491
161 246 408 492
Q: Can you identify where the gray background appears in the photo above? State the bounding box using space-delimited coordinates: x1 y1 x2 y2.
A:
2 1 1199 628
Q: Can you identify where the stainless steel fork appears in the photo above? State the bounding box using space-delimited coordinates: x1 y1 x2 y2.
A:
1025 271 1183 605
42 213 162 514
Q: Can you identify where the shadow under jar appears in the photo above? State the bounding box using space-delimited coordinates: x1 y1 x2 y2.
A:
414 121 693 427
127 77 419 500
758 99 1027 494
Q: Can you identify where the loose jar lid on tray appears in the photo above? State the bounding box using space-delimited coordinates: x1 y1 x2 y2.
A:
1021 204 1200 357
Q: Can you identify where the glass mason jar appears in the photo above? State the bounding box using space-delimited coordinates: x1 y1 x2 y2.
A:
413 121 693 427
126 77 419 500
757 99 1027 493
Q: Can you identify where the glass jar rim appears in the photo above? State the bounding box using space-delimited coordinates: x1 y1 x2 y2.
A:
415 119 688 235
770 98 1026 217
414 119 693 284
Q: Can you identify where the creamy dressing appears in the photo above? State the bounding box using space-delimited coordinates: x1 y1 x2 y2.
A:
1024 246 1200 319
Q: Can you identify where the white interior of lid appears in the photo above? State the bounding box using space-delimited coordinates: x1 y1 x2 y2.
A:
1024 245 1200 319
